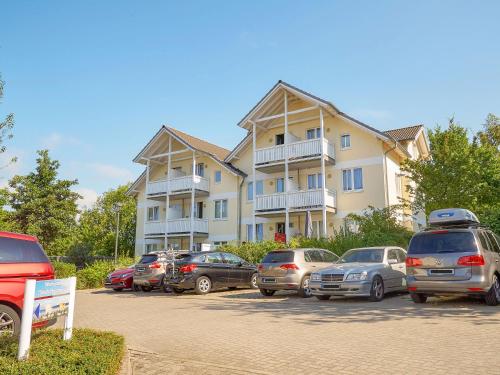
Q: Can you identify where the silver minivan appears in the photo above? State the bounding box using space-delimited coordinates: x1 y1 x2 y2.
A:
257 248 339 297
406 208 500 305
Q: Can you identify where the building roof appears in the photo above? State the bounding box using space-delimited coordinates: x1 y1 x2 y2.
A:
384 125 424 141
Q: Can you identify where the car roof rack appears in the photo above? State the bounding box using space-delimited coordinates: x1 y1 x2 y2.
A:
423 223 489 231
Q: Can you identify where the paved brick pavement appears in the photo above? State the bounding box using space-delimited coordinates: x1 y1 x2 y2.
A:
70 289 500 374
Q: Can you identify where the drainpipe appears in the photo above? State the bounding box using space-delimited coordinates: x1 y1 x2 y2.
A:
237 175 245 245
383 139 398 207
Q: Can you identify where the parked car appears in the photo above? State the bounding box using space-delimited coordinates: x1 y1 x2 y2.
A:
0 231 55 336
105 265 136 291
309 247 407 302
406 208 500 305
165 251 258 295
257 248 339 298
133 251 170 292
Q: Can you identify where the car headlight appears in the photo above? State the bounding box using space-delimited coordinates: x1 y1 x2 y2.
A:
311 273 321 282
121 273 131 278
345 272 368 281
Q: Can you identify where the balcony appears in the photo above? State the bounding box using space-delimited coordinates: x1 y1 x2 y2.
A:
254 138 335 172
255 189 336 212
147 175 209 199
144 218 209 236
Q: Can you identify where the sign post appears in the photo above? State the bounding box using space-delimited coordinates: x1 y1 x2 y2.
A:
17 277 77 361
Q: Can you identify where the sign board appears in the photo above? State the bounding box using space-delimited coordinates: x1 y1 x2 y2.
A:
18 277 76 361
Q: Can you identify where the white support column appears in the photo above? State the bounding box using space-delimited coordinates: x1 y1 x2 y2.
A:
144 159 150 254
190 152 196 251
319 108 327 237
251 121 257 242
164 137 172 249
284 91 290 243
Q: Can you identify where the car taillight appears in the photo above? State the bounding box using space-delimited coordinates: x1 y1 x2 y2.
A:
179 264 197 273
279 263 299 270
257 264 264 271
149 262 161 269
457 255 485 266
406 257 423 267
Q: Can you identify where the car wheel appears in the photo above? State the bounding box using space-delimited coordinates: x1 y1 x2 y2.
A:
112 288 124 292
0 304 20 337
132 284 141 292
410 292 427 304
298 275 312 298
259 288 276 297
171 287 185 294
316 295 330 301
369 276 385 302
141 286 153 292
250 273 258 289
485 274 500 306
195 276 212 295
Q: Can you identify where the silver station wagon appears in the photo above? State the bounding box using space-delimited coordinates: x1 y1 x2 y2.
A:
309 247 407 301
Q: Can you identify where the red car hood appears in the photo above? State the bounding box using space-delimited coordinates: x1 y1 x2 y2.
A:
109 268 133 278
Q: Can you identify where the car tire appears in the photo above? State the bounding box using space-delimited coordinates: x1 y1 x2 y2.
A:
141 286 153 292
0 304 21 337
113 288 123 292
368 276 385 302
249 273 258 289
484 275 500 306
194 276 212 295
316 295 331 301
410 293 427 304
171 287 185 294
298 275 312 298
259 288 275 297
132 284 141 292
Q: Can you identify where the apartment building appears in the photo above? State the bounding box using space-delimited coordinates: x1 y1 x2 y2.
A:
127 81 429 256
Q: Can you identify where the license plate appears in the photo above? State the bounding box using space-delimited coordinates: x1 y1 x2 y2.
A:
262 278 276 283
323 284 340 289
137 267 145 272
429 269 454 275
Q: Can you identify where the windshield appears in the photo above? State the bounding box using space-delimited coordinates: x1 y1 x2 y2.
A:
139 254 158 264
408 231 477 254
262 251 294 263
338 248 384 263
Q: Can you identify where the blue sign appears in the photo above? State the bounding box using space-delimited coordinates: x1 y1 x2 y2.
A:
32 295 70 323
34 279 72 299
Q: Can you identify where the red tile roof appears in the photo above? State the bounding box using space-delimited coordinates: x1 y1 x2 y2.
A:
384 125 424 141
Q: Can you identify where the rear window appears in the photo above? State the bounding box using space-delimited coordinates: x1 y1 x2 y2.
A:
139 254 158 264
408 231 477 254
0 238 49 263
262 251 294 263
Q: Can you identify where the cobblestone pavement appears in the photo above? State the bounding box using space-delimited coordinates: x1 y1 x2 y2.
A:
72 288 500 374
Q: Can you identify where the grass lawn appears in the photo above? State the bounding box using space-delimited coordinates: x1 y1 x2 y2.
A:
0 328 125 375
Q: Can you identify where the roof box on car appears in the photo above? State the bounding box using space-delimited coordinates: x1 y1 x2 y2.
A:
428 208 479 226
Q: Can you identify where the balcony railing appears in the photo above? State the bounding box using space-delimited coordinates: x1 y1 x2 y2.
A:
255 189 336 211
144 218 209 236
254 138 335 165
146 175 209 196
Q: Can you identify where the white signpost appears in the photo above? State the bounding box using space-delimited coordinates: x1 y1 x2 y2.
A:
17 277 77 361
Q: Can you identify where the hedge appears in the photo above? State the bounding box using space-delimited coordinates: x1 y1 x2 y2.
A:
0 329 125 375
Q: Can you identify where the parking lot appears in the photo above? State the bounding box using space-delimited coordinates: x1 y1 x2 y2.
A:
69 288 500 374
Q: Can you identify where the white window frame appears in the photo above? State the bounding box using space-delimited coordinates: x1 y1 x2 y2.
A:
214 199 228 220
276 178 285 193
342 167 363 192
395 173 402 195
247 223 263 241
247 180 263 201
213 241 228 249
214 170 222 184
340 134 351 150
307 173 323 190
147 206 160 222
306 127 321 140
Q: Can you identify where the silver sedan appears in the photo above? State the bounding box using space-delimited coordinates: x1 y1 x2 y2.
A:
309 247 407 301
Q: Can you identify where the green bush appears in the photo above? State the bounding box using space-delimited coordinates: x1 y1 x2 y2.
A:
52 261 77 279
0 328 124 375
220 240 283 264
76 261 115 290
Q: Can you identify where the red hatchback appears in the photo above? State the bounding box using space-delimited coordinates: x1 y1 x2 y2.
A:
0 232 54 336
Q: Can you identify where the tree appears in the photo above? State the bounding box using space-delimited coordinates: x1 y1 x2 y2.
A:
7 150 81 254
477 113 500 150
76 185 136 257
0 74 16 169
402 118 500 233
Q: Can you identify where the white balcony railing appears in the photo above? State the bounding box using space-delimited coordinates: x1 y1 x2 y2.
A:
254 137 335 165
146 175 209 196
144 218 209 236
255 189 336 211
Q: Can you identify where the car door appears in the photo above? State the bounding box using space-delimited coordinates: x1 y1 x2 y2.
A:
221 253 247 285
485 232 500 273
386 249 404 289
395 249 407 289
205 252 228 286
303 249 325 272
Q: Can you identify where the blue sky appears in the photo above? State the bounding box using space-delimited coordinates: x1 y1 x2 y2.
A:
1 1 499 208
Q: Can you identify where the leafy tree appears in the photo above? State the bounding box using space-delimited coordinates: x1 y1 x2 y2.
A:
402 118 500 233
76 185 136 257
7 150 81 254
477 113 500 149
0 74 15 167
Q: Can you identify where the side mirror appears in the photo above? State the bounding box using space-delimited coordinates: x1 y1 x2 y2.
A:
237 262 243 267
388 258 398 265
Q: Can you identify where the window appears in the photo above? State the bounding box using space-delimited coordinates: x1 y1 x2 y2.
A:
144 244 158 254
276 223 285 234
222 253 243 265
247 224 263 241
307 174 323 190
485 232 500 254
322 250 339 263
388 249 399 263
276 134 285 145
304 249 323 262
147 206 160 221
408 232 477 255
206 252 223 263
214 199 228 219
195 202 203 219
397 250 407 263
0 238 49 263
342 168 363 192
306 128 321 140
341 134 351 149
276 178 285 193
213 241 227 249
247 180 263 201
196 163 205 177
395 173 402 195
214 170 222 184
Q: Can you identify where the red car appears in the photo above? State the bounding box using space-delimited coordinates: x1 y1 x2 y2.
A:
0 231 55 336
104 265 136 291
